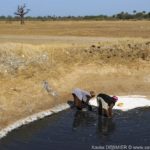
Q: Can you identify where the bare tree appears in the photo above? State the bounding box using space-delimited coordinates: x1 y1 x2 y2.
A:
14 4 30 24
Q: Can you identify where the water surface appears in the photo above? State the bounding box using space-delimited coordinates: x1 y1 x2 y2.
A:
0 107 150 150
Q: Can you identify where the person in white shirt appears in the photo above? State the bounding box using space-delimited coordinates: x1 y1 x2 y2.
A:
72 88 95 110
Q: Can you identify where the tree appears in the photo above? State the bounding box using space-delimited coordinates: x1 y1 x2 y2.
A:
133 10 137 14
135 12 144 19
142 11 146 14
14 4 30 24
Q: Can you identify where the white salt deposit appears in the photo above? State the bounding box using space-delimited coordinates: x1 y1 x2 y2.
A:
0 103 70 139
89 95 150 111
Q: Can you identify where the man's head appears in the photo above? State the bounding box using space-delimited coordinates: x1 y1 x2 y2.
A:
90 91 95 98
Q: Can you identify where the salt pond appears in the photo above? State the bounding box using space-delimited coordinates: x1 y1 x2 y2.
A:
0 107 150 150
0 95 150 150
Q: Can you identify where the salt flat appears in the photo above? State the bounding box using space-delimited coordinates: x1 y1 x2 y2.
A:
89 95 150 111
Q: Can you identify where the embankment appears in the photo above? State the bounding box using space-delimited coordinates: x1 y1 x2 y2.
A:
0 38 150 130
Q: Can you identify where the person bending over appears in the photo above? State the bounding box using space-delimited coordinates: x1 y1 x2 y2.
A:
72 88 95 110
97 93 118 118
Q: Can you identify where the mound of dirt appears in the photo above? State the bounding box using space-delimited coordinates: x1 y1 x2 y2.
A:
87 41 150 61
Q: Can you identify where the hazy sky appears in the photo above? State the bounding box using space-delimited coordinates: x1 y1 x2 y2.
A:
0 0 150 16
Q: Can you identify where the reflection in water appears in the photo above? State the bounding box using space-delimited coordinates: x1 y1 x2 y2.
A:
96 117 116 143
97 117 116 135
72 110 116 135
72 110 96 129
72 110 116 144
0 108 150 150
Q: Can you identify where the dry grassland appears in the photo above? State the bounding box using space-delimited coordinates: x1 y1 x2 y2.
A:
0 21 150 37
0 21 150 129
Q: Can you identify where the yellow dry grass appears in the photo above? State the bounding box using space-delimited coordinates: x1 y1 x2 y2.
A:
0 21 150 37
0 21 150 129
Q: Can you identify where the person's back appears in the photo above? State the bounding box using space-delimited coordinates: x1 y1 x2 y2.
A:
97 93 118 117
97 93 115 106
72 88 95 110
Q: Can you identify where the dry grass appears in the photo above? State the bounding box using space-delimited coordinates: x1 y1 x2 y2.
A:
0 38 150 129
0 20 150 129
0 21 150 38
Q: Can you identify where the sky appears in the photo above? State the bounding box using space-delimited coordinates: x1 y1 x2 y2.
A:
0 0 150 16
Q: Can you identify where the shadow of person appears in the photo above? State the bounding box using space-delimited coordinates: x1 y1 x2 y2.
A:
97 117 116 139
72 110 96 129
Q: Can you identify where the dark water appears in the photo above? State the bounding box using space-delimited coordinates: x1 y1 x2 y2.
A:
0 107 150 150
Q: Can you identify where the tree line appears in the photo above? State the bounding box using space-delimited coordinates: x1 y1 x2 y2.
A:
0 10 150 23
